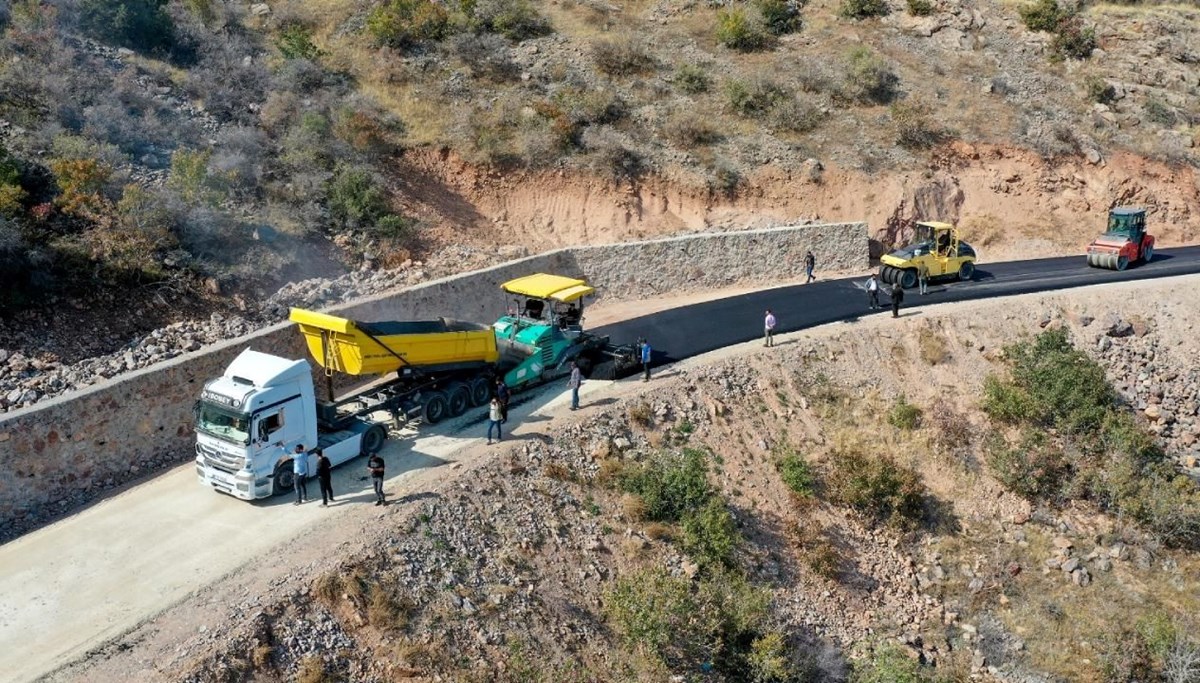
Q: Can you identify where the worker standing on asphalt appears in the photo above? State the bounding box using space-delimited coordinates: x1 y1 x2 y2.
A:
890 282 905 318
764 310 777 347
804 250 816 283
568 360 582 410
866 274 880 310
640 338 652 381
918 262 929 295
494 377 510 424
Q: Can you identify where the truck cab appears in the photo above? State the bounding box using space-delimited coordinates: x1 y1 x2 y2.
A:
195 350 317 500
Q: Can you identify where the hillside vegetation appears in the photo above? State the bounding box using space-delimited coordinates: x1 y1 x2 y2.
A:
1 0 1197 317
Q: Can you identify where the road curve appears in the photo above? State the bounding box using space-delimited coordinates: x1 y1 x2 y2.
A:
1 246 1196 682
596 246 1200 362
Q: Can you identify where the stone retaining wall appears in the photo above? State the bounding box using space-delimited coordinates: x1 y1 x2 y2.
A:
0 222 866 540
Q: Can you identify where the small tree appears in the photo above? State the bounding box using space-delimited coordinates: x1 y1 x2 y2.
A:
78 0 176 55
839 0 889 20
716 8 771 51
366 0 451 49
1019 0 1064 32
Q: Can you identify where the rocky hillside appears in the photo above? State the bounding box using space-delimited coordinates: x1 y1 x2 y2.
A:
1 0 1198 366
58 277 1200 683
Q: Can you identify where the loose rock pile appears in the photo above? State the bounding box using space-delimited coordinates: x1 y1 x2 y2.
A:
1084 312 1200 471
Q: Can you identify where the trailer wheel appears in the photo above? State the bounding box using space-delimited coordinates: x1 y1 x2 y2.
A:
446 384 471 417
361 425 386 455
468 376 492 406
422 390 448 424
272 461 294 497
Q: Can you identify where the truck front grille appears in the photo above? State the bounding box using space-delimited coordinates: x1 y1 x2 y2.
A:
198 443 245 474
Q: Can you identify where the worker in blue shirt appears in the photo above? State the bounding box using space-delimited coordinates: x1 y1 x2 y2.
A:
640 338 652 382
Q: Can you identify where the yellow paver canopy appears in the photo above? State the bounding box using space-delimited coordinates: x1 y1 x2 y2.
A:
501 274 595 302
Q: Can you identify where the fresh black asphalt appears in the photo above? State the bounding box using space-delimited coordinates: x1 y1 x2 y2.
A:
595 246 1200 366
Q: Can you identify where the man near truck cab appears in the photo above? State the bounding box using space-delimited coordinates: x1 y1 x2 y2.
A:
291 444 309 505
368 453 386 506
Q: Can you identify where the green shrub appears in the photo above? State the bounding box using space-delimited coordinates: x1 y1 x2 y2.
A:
755 0 803 35
1019 0 1065 32
0 146 25 218
826 450 926 530
326 166 389 229
777 451 816 497
605 568 697 660
887 395 923 430
681 498 740 568
906 0 934 16
619 448 713 523
605 568 772 673
851 643 935 683
168 148 222 206
591 39 656 76
78 0 176 55
716 8 771 51
1144 98 1176 125
712 160 741 198
277 24 324 60
367 0 452 49
891 100 946 149
988 328 1115 436
986 429 1071 501
725 78 789 118
674 64 712 94
839 0 889 20
1100 628 1155 683
663 114 723 147
471 0 552 41
1051 17 1096 60
1085 76 1116 105
772 98 828 134
51 157 113 218
842 46 898 104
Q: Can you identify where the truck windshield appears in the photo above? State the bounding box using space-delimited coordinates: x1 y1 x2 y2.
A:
196 403 251 444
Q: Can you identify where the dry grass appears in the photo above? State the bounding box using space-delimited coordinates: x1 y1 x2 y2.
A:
628 402 653 427
918 330 950 365
644 521 674 541
544 461 574 481
596 457 625 487
313 571 342 605
296 655 332 683
621 493 648 521
250 644 274 671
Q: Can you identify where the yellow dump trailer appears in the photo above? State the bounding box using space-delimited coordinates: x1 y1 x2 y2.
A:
290 308 499 376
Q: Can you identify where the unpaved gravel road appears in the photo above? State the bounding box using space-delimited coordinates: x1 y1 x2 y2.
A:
0 378 603 683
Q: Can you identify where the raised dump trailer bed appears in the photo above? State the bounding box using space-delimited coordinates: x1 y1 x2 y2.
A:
291 308 499 376
290 308 499 427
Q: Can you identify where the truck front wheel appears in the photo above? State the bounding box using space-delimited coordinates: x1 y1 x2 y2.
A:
272 461 294 497
361 425 387 455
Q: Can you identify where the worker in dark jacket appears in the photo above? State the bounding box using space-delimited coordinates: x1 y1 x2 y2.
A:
316 448 334 507
495 377 510 423
890 282 905 318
